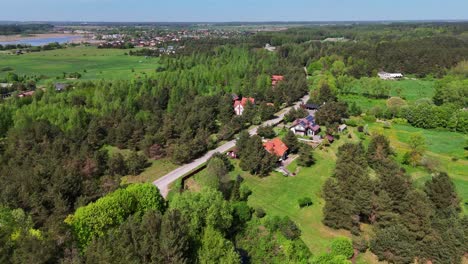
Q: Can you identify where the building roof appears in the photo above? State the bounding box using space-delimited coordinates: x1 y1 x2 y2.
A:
55 83 67 91
271 75 285 86
264 138 288 157
304 103 320 110
234 97 255 108
338 124 347 131
291 115 319 132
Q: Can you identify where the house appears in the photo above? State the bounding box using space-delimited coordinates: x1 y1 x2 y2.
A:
233 97 255 116
338 124 347 133
271 75 284 86
290 115 321 137
55 83 68 92
264 138 289 161
301 103 320 111
226 148 239 159
0 83 12 88
378 71 403 80
264 43 276 52
326 134 335 144
18 91 35 98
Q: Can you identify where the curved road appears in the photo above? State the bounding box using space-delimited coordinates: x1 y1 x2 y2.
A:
153 94 310 197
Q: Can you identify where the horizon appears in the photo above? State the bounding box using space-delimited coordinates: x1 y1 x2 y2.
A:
2 19 468 24
2 0 468 22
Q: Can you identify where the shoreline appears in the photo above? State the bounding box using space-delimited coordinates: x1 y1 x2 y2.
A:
0 33 88 43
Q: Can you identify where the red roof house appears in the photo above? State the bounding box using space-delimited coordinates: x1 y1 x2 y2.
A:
234 97 255 115
271 75 285 86
264 138 289 160
18 91 35 98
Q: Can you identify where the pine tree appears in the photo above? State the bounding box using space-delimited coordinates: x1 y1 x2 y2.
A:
283 130 300 153
424 172 461 218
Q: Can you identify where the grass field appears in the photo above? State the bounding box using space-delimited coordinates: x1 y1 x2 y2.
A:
0 46 161 83
340 79 436 112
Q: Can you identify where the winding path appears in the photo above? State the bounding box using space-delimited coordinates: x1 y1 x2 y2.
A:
153 94 310 197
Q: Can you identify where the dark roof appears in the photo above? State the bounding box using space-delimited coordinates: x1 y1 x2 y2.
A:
55 83 67 91
304 103 320 110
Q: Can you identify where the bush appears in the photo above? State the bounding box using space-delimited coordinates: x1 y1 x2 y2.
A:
239 184 252 201
362 115 376 123
344 118 359 127
330 237 354 258
255 207 266 218
392 118 408 125
232 201 252 223
352 236 368 253
298 197 313 208
279 217 301 240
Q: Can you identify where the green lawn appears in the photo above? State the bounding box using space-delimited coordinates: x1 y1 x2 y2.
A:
387 79 435 101
0 46 161 83
340 79 436 112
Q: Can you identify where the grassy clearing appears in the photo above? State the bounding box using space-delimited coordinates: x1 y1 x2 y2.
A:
121 158 178 184
0 46 161 83
340 79 436 112
103 145 178 185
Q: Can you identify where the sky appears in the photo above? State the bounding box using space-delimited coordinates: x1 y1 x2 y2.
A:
2 0 468 22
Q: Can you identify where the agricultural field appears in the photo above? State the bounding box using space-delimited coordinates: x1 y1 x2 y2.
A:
0 46 161 83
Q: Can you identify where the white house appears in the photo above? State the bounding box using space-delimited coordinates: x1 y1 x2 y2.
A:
233 97 255 116
378 71 403 80
290 115 321 137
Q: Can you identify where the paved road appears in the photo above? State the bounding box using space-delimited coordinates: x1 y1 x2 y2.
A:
153 94 310 197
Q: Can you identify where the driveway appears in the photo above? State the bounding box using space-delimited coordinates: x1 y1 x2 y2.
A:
153 94 309 197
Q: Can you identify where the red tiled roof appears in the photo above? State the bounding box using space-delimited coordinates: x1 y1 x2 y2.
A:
271 75 284 81
271 75 285 86
264 138 288 157
234 97 255 108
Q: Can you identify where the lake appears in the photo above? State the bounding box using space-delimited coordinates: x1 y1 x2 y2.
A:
0 36 82 46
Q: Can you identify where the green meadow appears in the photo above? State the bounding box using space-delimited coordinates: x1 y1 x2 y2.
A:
0 46 161 83
340 79 436 111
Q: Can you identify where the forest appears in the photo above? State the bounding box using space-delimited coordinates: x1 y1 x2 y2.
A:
0 22 467 263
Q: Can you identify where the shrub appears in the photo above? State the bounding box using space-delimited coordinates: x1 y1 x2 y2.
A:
255 207 266 218
345 118 358 127
279 217 301 240
362 115 376 123
239 184 252 201
330 237 354 258
298 197 313 208
232 202 252 223
392 118 408 125
352 236 369 253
